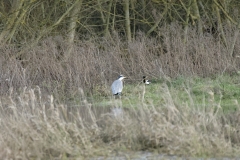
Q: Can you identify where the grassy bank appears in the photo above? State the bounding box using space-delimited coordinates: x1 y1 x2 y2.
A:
93 75 240 113
1 75 240 159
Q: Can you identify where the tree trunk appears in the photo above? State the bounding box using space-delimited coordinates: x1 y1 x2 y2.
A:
124 0 131 42
192 0 203 36
183 0 191 43
130 0 135 39
111 0 116 31
104 0 113 37
97 0 106 24
141 0 146 31
66 0 83 58
0 0 25 43
215 4 227 48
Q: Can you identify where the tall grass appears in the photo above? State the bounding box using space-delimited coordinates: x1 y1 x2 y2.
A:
0 84 239 159
0 24 239 97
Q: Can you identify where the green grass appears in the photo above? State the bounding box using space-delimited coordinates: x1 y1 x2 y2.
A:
91 74 240 113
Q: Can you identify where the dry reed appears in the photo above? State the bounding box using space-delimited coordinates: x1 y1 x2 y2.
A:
0 85 239 159
0 24 239 97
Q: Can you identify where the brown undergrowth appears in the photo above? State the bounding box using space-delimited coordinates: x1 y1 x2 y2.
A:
0 86 239 159
0 24 239 97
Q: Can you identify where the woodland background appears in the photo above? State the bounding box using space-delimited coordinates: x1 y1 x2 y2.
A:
1 1 240 158
0 0 240 97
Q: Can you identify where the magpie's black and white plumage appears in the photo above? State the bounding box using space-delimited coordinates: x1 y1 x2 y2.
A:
111 75 126 95
143 76 150 84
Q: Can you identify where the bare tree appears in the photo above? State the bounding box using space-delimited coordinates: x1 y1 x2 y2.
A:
124 0 131 42
66 0 83 58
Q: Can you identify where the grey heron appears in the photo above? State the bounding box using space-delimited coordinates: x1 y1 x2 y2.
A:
111 75 126 95
143 76 150 84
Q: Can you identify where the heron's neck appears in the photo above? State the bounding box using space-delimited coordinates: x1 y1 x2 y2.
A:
119 77 125 81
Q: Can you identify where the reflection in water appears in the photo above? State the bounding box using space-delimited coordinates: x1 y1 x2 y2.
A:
111 107 124 118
